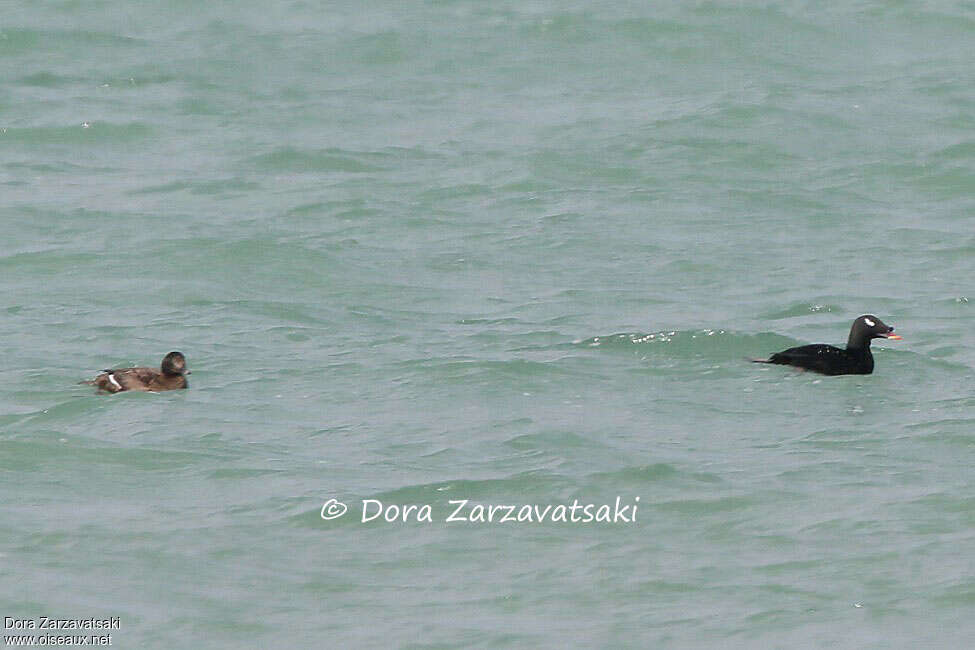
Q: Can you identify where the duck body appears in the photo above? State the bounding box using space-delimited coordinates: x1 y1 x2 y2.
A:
87 351 190 393
765 343 873 375
756 315 900 376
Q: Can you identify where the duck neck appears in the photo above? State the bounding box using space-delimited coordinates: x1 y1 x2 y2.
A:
846 336 873 353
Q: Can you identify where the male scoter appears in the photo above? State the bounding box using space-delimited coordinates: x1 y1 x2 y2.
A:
754 315 901 375
85 351 190 393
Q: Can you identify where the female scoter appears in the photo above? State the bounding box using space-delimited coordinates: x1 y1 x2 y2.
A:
754 315 901 375
85 351 190 393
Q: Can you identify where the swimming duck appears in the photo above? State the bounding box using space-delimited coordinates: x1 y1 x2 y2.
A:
86 351 190 393
754 315 901 375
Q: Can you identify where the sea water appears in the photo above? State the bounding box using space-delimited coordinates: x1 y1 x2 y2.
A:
2 1 974 647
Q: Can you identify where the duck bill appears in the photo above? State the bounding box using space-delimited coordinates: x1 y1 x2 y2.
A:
881 333 903 340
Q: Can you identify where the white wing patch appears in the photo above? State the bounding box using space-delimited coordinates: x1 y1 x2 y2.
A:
864 318 875 327
108 373 122 390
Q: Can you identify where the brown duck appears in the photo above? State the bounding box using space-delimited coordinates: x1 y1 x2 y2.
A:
86 351 190 393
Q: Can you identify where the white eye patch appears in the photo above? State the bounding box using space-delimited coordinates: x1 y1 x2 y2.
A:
864 318 875 327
